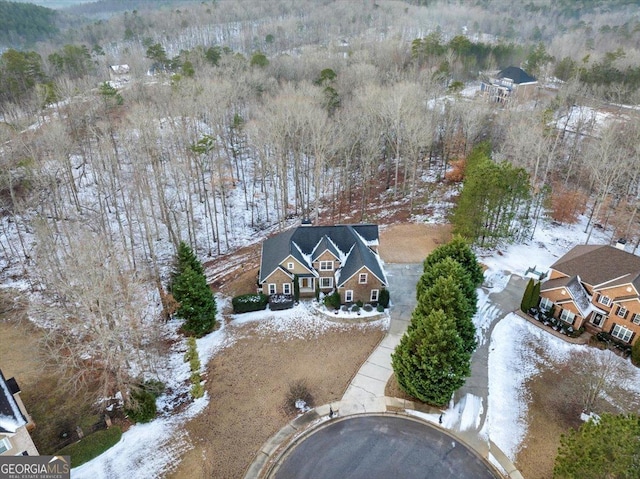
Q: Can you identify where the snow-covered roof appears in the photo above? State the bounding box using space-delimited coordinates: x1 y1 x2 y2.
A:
0 370 27 434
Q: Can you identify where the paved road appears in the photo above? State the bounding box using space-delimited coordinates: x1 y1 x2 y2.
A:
271 415 500 479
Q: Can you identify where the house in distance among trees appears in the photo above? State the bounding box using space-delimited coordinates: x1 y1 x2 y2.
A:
537 241 640 345
480 66 538 103
258 223 387 304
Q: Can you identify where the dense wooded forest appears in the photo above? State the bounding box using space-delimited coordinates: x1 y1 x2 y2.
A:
2 0 640 425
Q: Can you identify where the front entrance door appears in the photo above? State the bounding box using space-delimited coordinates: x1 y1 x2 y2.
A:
592 313 605 327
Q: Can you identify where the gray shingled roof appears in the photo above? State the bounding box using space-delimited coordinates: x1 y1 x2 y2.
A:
337 229 386 287
498 66 536 84
311 236 341 261
259 224 386 286
551 245 640 287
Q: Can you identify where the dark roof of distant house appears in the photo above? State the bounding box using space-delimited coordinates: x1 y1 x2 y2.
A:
551 245 640 288
0 369 27 434
498 66 536 84
259 224 385 286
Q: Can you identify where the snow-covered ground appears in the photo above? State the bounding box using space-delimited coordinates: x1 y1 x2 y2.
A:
70 213 640 476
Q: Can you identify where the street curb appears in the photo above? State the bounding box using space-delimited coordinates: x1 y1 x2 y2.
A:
243 398 523 479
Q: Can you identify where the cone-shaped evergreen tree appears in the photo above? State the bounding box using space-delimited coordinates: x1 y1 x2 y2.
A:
414 276 477 354
423 236 484 286
172 265 217 337
392 309 471 406
416 256 478 311
521 278 535 312
171 241 204 289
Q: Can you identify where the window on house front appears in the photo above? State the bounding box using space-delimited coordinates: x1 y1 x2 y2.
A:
633 313 640 325
320 277 333 288
320 261 333 271
539 297 553 311
0 437 11 454
359 273 368 284
283 283 291 295
612 324 633 343
617 306 628 318
287 262 294 270
371 289 379 302
268 284 276 295
598 295 612 307
345 290 353 302
559 309 575 324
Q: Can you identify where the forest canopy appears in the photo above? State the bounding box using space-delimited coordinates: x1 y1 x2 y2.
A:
0 1 59 47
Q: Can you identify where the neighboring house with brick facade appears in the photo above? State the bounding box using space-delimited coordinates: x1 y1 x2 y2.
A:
258 224 387 304
0 369 38 456
538 242 640 345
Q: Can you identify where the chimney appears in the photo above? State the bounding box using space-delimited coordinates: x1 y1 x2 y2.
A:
615 238 627 251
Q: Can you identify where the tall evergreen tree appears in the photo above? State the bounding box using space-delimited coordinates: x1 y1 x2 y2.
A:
172 241 204 285
423 236 484 286
392 309 471 405
414 276 477 354
416 256 478 309
170 242 216 337
452 144 531 247
172 265 217 337
553 413 640 479
521 278 536 312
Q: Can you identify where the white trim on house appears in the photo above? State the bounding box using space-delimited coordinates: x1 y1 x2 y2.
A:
268 283 276 295
0 437 11 454
319 277 333 288
540 297 553 311
370 289 379 302
612 324 633 342
345 290 353 302
337 266 386 288
319 261 334 271
359 273 368 284
283 283 292 295
261 267 294 284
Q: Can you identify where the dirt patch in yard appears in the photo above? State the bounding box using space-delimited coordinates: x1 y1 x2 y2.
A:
168 321 385 479
378 223 451 263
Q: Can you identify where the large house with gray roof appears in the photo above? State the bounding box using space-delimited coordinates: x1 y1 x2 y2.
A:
480 66 538 103
538 243 640 345
258 224 387 304
0 369 38 456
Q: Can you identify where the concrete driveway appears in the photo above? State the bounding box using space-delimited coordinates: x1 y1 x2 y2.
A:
270 415 501 479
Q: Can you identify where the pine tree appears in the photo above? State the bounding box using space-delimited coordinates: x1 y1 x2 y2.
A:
416 256 478 310
521 278 535 312
423 236 484 286
172 265 217 337
392 309 471 406
553 413 640 479
171 241 204 288
414 276 477 354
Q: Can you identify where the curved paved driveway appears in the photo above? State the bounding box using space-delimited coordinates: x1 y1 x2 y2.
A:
270 415 500 479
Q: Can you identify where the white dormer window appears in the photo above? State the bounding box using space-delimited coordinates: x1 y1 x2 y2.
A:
320 261 334 271
287 262 294 270
598 295 612 307
359 273 368 284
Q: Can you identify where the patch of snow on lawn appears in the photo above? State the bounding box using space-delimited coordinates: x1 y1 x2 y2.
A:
73 310 230 478
482 313 577 460
232 302 389 340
